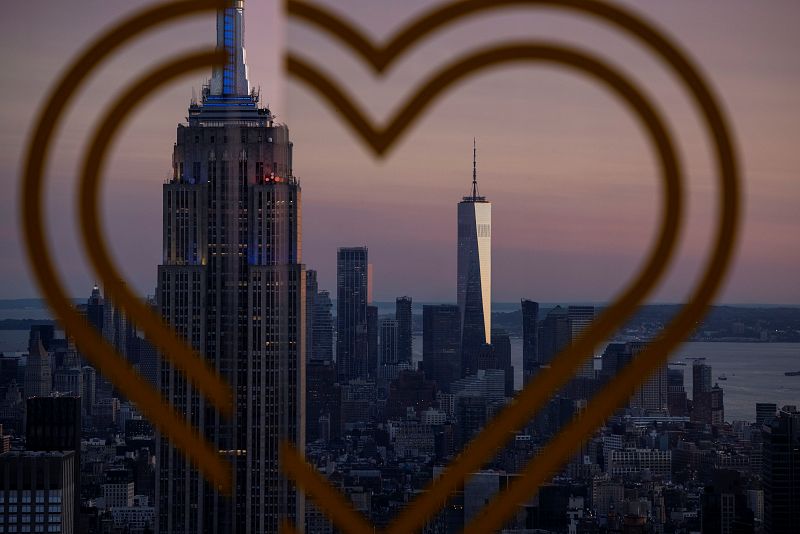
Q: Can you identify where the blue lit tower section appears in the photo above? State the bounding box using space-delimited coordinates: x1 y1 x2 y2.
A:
457 139 491 377
156 2 305 532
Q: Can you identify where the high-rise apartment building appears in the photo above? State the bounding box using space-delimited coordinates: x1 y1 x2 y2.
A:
156 3 305 531
422 305 461 393
458 140 491 377
761 406 800 534
396 296 413 365
337 247 369 382
521 299 539 382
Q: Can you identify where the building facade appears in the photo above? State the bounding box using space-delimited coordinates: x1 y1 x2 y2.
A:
458 140 491 378
395 297 413 366
156 3 305 532
337 247 369 382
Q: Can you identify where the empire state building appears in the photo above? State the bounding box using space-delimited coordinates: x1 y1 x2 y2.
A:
156 2 305 532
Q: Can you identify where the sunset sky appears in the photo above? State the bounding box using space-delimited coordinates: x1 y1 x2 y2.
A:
1 0 798 304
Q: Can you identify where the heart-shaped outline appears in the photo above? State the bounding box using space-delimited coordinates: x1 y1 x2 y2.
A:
280 1 738 533
18 0 739 531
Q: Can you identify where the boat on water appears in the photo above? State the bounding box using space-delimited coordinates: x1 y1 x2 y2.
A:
785 371 800 377
718 374 727 381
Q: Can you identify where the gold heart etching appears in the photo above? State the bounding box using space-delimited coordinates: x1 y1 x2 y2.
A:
279 1 739 533
18 0 739 532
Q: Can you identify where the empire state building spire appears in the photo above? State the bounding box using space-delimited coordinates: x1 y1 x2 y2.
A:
210 1 250 97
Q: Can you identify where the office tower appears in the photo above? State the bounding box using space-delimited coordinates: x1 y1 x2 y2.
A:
380 319 399 366
761 406 800 534
311 290 334 363
0 451 76 534
757 402 777 426
538 306 571 365
396 296 413 365
521 299 539 382
337 247 369 382
568 305 595 378
306 269 318 363
692 359 713 424
26 396 81 526
422 305 461 393
23 333 51 399
86 284 104 333
490 328 514 396
156 3 305 531
458 139 491 377
367 305 378 376
81 366 96 417
624 341 668 414
667 367 688 416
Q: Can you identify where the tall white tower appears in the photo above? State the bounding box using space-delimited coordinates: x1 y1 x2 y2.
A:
457 139 491 376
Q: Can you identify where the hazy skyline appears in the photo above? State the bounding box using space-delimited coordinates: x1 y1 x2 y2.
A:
1 0 798 303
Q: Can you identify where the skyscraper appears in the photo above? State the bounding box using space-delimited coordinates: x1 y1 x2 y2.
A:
692 359 713 424
761 406 800 534
396 296 413 365
379 319 399 366
538 306 571 365
422 305 461 393
311 289 334 363
156 3 305 531
568 305 595 378
521 299 539 382
458 139 491 377
337 247 369 382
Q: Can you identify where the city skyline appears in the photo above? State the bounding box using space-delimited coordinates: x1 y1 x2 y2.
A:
1 1 799 304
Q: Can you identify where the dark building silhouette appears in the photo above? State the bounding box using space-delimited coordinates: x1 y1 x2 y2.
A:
367 305 379 377
693 360 714 424
25 396 81 530
396 296 413 365
422 305 461 393
306 269 319 363
756 402 777 426
538 305 571 365
86 284 104 334
761 406 800 534
306 360 340 442
337 247 369 382
490 329 514 396
701 469 755 534
311 289 334 363
520 299 539 382
0 451 76 534
667 367 688 417
386 370 437 419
